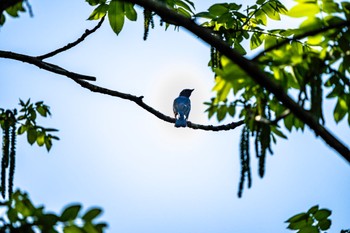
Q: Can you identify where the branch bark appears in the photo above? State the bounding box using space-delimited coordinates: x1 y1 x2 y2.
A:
127 0 350 163
0 50 96 81
37 17 105 60
74 79 244 131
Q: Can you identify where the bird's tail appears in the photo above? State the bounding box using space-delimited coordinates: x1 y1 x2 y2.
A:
175 116 187 127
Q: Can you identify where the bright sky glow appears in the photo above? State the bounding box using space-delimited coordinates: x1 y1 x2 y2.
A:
0 1 349 232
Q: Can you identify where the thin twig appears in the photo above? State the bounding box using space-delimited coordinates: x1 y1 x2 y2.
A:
74 79 245 131
253 20 350 61
0 50 96 81
37 17 105 60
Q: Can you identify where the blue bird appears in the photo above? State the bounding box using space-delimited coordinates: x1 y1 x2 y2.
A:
173 89 194 127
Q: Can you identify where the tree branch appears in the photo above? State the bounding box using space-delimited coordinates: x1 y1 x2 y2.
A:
0 50 96 81
74 79 244 131
127 0 350 163
37 17 105 60
253 20 350 61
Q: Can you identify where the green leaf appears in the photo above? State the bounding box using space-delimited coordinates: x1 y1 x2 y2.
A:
229 3 242 10
318 219 331 230
5 2 25 17
322 1 340 14
234 41 247 55
250 32 265 50
124 2 137 21
262 2 281 20
36 131 45 146
208 4 228 17
212 77 232 102
298 226 319 233
82 208 103 222
36 105 47 117
83 222 100 233
264 34 278 50
88 3 109 20
60 204 82 222
0 14 5 26
85 0 106 6
7 208 18 222
287 219 309 230
177 7 192 18
45 137 53 151
271 126 287 139
108 0 125 35
38 213 59 227
27 128 37 145
334 98 348 123
286 212 308 223
314 209 331 221
217 105 227 122
227 104 236 117
64 225 84 233
287 3 320 18
257 0 266 5
195 11 213 19
175 0 194 14
18 125 27 135
255 9 267 25
307 205 319 214
15 198 36 217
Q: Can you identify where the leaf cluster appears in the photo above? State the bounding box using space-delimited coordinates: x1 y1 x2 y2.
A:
199 0 350 196
0 99 59 200
286 205 332 233
0 190 107 233
86 0 195 37
16 99 59 152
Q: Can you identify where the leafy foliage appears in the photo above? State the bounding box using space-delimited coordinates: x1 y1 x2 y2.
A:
0 0 33 26
197 0 350 196
0 99 59 199
286 205 332 233
86 0 195 37
0 189 107 232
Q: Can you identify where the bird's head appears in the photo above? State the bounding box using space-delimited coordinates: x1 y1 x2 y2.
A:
179 89 194 97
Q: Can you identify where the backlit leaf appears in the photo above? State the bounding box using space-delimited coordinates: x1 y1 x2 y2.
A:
287 3 320 18
88 3 109 20
108 0 125 35
60 204 82 222
250 32 265 50
334 98 348 123
124 2 137 21
82 208 103 222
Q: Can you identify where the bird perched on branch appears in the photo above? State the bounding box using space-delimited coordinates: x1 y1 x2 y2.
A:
173 89 194 127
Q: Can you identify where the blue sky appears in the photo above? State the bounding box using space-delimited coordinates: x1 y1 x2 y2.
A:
0 0 349 232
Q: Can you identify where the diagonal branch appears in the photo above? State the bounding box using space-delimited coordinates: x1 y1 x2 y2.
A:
37 17 105 60
127 0 350 163
0 50 96 81
74 79 245 131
